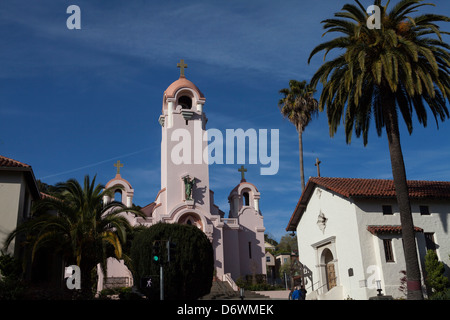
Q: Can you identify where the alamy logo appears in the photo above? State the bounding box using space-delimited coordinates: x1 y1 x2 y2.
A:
367 5 381 30
170 121 279 175
65 265 81 290
66 5 81 30
366 265 381 289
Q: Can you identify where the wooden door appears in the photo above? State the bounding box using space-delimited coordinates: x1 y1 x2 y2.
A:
326 263 336 290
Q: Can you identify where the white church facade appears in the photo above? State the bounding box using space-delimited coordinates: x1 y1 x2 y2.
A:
286 177 450 300
97 62 266 291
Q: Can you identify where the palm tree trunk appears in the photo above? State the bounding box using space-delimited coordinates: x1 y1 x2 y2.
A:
296 123 306 191
383 94 423 300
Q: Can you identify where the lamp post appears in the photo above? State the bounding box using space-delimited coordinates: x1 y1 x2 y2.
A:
369 279 393 300
376 280 383 296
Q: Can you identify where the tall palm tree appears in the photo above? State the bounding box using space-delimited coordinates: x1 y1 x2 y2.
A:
279 80 319 191
4 175 144 298
308 0 449 300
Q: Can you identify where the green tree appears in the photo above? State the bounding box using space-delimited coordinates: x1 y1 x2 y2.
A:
264 233 278 247
0 251 25 300
3 175 144 298
130 222 214 300
278 80 319 191
308 0 450 299
424 250 449 295
277 234 298 254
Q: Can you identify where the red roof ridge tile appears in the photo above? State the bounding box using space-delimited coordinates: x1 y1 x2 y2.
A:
0 155 31 168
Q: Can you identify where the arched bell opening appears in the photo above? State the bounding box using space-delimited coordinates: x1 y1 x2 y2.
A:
114 189 123 203
178 95 192 109
243 192 250 206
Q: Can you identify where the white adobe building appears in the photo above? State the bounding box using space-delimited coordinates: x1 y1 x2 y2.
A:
286 177 450 300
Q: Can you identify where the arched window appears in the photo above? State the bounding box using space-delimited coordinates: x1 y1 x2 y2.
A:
114 190 122 203
178 96 192 109
243 192 250 206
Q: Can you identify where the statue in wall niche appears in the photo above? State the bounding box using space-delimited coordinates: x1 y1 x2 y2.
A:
183 176 196 201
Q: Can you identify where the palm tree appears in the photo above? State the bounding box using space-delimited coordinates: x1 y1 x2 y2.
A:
4 175 144 298
279 80 319 191
308 0 449 300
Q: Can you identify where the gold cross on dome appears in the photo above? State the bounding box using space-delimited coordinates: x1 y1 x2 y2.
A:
177 59 188 78
238 165 247 181
114 160 124 174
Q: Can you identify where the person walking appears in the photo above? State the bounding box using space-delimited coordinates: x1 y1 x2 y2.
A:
291 287 300 300
300 287 307 300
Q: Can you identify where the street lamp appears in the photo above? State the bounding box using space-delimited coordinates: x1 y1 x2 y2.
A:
376 280 383 296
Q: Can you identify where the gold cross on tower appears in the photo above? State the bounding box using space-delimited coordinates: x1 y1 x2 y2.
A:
238 165 247 182
114 160 124 175
177 59 188 78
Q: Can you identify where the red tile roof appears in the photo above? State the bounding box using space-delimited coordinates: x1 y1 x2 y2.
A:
0 155 40 200
367 225 423 235
286 177 450 231
0 155 31 168
307 177 450 199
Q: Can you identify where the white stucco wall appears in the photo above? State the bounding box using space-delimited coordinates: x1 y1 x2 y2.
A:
296 187 369 300
354 198 408 298
0 172 30 255
297 189 450 300
356 198 450 298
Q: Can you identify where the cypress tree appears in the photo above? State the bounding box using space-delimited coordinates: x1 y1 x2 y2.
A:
424 249 449 295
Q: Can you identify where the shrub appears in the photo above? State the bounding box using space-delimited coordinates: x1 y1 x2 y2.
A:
424 250 449 295
130 223 214 300
0 252 25 300
429 289 450 300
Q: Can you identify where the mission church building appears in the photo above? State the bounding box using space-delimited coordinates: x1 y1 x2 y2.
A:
97 61 266 291
287 177 450 300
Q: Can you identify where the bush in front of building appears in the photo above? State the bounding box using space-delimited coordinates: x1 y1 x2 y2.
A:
424 250 449 298
130 222 214 300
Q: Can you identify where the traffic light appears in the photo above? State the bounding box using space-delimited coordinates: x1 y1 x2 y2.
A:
167 240 176 263
152 240 161 263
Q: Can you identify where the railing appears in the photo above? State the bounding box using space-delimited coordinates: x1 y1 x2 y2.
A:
222 273 239 291
307 277 338 297
306 280 320 292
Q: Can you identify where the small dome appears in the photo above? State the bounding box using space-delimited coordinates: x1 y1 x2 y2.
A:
164 77 205 99
105 174 133 189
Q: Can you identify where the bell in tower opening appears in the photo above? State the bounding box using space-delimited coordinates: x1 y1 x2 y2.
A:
178 95 192 109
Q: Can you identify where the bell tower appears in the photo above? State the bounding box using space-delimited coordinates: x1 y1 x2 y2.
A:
156 60 209 219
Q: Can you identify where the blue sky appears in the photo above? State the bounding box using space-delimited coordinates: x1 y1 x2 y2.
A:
1 0 449 242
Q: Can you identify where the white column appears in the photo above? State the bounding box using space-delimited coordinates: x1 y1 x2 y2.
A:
126 196 132 207
103 195 110 205
168 101 174 128
233 197 239 216
254 198 260 212
196 103 203 113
